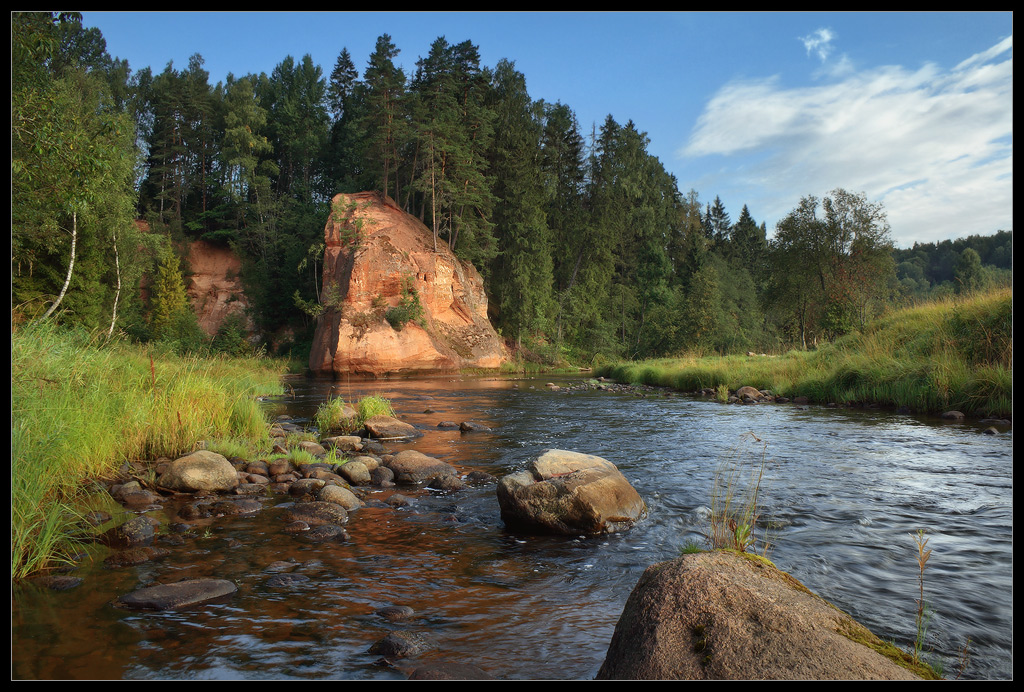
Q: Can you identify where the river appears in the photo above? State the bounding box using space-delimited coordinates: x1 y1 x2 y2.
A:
11 374 1013 680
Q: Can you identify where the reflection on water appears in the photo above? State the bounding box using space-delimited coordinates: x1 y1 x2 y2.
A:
12 374 1013 679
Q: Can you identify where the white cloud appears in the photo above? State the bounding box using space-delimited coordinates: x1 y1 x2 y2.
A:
800 28 836 62
680 37 1013 246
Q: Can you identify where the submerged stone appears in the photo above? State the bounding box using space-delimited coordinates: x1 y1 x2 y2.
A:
112 578 237 611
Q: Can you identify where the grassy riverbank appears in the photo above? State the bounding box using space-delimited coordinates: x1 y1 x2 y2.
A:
11 323 286 580
596 287 1012 417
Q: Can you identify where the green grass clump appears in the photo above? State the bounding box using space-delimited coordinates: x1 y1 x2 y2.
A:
314 393 397 435
314 397 357 434
595 287 1012 416
11 322 285 579
357 394 396 421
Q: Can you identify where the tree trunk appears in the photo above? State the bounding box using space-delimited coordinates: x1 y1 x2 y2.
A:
106 226 122 341
39 210 77 322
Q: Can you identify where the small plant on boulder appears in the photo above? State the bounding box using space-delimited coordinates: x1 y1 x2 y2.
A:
707 432 771 555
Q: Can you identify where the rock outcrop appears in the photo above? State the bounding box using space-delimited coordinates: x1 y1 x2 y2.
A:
497 450 646 535
597 550 927 680
309 192 506 377
185 239 254 337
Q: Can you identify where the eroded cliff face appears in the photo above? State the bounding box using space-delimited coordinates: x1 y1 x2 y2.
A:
309 192 506 377
186 240 254 337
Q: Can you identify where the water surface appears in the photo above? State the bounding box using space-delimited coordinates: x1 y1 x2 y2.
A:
12 374 1013 679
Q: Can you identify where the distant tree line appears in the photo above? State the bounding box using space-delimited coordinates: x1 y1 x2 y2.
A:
11 13 1013 362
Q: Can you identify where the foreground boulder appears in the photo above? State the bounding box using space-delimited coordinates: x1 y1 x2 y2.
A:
597 551 927 680
496 450 646 535
308 191 506 376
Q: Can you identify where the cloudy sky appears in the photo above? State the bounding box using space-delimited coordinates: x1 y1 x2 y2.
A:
81 11 1013 248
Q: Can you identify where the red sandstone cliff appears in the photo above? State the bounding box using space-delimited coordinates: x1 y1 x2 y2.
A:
185 240 254 337
308 192 506 377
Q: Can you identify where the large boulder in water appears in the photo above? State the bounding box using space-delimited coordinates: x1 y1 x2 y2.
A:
496 450 646 535
157 450 239 492
308 192 507 377
597 550 928 680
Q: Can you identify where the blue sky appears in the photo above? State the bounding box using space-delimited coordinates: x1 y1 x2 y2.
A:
81 11 1013 248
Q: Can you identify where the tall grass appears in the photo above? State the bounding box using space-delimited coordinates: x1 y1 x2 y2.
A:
596 287 1012 416
11 322 285 579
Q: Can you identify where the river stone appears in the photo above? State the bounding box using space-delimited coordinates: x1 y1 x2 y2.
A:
735 386 763 401
371 466 396 487
234 482 268 496
265 573 312 588
208 498 262 516
104 546 171 568
408 662 495 680
364 415 423 440
112 578 237 611
289 478 327 497
317 484 363 511
333 461 366 486
353 455 381 471
101 515 160 547
597 551 922 680
157 451 239 493
459 421 491 432
301 524 350 543
268 459 292 476
376 605 415 621
941 410 966 421
31 575 84 591
368 631 436 659
297 440 327 456
283 501 349 526
322 435 363 452
497 449 646 535
385 450 457 485
466 471 496 485
429 474 466 491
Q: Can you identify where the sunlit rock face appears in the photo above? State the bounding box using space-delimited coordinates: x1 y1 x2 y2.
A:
185 239 254 337
309 192 506 377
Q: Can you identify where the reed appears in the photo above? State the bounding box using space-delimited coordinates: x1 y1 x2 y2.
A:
706 432 771 556
11 322 285 579
912 529 933 667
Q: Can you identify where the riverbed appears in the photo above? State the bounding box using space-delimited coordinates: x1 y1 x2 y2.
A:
11 374 1013 679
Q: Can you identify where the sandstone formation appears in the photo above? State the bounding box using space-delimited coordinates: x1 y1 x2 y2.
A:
185 239 254 337
597 550 926 680
496 450 646 535
309 192 506 376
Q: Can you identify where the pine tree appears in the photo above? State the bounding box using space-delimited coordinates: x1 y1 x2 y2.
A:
487 59 554 345
149 250 189 339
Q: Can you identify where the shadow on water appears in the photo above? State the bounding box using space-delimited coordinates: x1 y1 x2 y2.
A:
12 374 1013 680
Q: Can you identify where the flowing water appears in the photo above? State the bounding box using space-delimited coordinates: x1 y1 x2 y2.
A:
12 374 1013 680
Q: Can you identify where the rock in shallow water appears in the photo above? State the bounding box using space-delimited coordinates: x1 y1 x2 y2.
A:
368 630 436 659
496 449 646 535
112 578 237 611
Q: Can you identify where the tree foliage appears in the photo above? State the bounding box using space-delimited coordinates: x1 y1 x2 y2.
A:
13 18 1009 363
